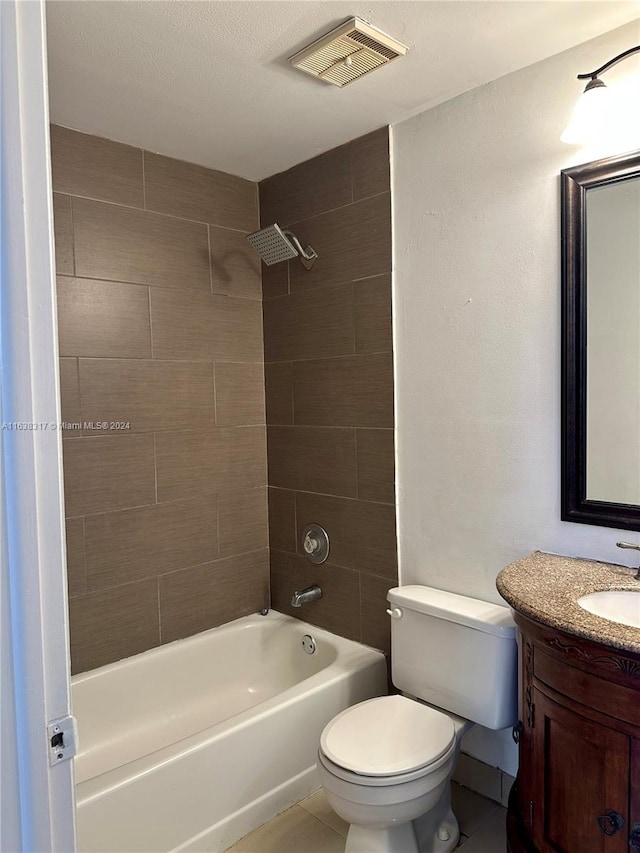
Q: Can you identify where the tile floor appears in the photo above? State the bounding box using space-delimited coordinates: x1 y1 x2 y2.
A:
227 783 506 852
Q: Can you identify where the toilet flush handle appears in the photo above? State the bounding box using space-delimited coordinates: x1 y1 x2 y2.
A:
386 607 403 619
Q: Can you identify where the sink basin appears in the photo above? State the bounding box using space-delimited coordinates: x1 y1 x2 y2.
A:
577 590 640 629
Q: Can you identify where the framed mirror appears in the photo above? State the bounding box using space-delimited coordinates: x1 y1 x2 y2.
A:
562 150 640 530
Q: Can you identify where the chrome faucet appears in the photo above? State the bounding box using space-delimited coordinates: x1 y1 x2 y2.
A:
291 584 322 607
616 542 640 580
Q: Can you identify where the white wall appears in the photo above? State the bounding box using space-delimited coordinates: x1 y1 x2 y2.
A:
392 19 640 775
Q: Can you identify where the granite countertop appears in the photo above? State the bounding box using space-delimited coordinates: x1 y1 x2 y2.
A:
497 551 640 655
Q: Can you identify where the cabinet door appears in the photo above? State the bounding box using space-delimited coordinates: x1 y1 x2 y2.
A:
532 689 630 853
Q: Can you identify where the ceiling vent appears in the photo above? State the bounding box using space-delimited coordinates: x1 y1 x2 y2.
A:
289 18 408 87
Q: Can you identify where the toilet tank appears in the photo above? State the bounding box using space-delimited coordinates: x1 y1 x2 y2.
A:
388 585 517 730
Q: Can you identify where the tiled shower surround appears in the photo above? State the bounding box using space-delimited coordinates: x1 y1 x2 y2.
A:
261 129 397 654
52 125 396 673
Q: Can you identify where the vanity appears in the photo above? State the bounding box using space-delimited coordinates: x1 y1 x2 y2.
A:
498 552 640 853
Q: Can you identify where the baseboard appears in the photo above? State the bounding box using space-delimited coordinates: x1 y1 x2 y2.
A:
453 752 515 807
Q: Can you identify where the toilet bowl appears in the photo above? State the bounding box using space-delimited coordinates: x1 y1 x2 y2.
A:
316 586 518 853
317 695 468 853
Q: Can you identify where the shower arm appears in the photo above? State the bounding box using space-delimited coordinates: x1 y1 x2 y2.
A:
283 230 318 262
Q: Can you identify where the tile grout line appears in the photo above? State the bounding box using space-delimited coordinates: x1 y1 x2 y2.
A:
76 546 270 600
207 224 213 293
274 187 390 231
141 150 147 210
147 286 154 357
80 516 88 594
157 578 162 645
55 272 263 303
68 194 76 276
152 431 158 505
56 187 255 233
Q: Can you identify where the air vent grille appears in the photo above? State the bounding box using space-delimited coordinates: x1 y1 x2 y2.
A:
345 30 400 60
289 17 408 87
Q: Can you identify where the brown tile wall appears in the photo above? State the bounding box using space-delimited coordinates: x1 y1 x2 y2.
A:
51 125 268 674
260 127 397 656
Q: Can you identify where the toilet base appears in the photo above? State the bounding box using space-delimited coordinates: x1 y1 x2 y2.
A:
345 821 419 853
343 807 459 853
345 820 419 853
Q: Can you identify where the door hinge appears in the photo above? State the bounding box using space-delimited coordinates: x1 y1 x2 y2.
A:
529 801 534 827
47 715 77 766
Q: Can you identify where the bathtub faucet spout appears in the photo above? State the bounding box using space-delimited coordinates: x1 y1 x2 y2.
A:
291 585 322 608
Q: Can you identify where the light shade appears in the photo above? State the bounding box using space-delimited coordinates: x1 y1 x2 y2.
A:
561 83 614 145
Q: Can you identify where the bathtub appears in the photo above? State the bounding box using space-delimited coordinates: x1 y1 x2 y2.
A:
72 610 387 852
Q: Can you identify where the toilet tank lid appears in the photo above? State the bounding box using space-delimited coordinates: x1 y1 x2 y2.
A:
387 586 516 638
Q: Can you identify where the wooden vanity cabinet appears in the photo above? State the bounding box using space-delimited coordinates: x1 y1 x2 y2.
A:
508 613 640 853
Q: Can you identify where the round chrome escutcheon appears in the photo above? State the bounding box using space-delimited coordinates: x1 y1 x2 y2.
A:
301 634 316 655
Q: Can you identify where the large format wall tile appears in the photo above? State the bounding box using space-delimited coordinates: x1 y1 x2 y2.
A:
73 198 211 290
150 289 263 362
354 274 392 354
263 284 354 362
159 550 269 642
57 277 151 358
260 144 352 227
270 550 361 641
53 126 269 673
50 125 144 207
79 358 214 433
209 225 261 300
267 426 357 496
265 363 293 425
360 572 394 656
155 427 267 502
295 492 397 579
69 579 160 674
261 128 396 654
59 358 81 427
356 428 395 504
215 362 265 426
63 434 156 517
293 353 393 427
262 262 288 299
85 495 218 590
218 487 268 557
268 488 296 553
53 193 74 275
288 192 391 293
144 152 257 231
350 127 390 202
65 518 86 598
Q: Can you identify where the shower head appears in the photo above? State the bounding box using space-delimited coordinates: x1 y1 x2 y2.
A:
246 224 318 269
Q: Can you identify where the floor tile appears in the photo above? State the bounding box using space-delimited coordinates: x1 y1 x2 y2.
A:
228 804 345 853
452 782 501 839
457 806 507 851
227 785 505 853
299 789 350 838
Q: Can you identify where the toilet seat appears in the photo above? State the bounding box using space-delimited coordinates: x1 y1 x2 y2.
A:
318 740 456 788
319 695 456 782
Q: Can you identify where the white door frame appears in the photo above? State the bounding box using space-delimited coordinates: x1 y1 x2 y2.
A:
1 1 76 850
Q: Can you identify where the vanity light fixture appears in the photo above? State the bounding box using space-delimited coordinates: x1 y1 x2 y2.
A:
561 44 640 144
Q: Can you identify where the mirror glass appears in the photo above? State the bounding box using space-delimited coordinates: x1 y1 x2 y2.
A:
562 151 640 530
586 177 640 504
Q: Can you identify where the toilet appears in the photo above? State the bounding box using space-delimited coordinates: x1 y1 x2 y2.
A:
317 585 517 853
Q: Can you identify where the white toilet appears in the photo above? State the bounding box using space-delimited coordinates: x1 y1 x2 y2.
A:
317 585 517 853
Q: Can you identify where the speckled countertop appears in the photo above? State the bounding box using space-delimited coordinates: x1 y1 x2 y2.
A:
497 551 640 655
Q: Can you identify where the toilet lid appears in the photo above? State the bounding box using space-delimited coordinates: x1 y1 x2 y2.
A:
320 695 456 777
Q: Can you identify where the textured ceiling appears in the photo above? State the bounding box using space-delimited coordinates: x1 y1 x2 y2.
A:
46 1 640 180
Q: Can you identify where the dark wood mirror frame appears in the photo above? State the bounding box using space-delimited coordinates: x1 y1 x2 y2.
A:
562 149 640 530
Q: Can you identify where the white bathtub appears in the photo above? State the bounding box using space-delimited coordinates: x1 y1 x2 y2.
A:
72 610 387 852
